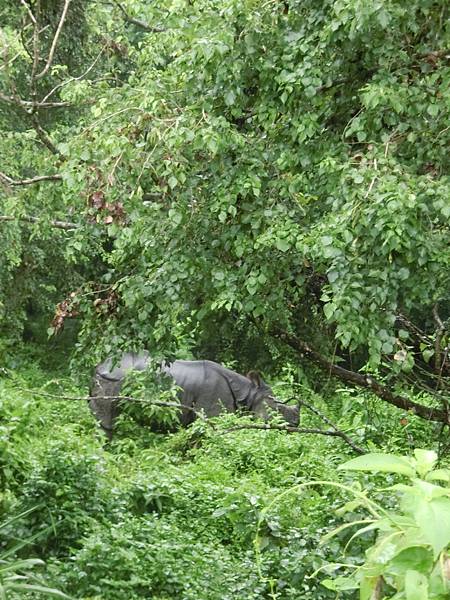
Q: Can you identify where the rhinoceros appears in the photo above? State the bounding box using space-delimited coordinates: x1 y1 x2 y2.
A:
89 352 299 438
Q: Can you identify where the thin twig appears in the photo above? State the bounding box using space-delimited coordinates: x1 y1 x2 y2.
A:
20 0 37 25
298 399 365 453
31 114 61 155
40 45 107 103
433 303 445 376
218 424 365 453
13 387 206 419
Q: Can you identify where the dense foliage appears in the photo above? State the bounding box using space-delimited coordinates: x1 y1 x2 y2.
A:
1 0 449 397
1 1 449 598
1 361 447 599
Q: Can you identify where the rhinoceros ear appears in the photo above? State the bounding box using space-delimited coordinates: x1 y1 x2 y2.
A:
246 370 262 387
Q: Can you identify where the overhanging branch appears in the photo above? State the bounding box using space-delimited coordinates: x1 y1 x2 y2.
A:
0 91 71 109
113 1 166 32
11 386 364 452
274 328 449 425
218 424 364 453
0 215 78 229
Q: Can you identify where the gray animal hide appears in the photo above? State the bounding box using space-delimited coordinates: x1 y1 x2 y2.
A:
89 352 299 437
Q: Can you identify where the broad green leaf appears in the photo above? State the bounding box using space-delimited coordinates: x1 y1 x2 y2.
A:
338 454 415 477
168 176 178 189
404 569 429 600
414 450 437 477
327 270 339 283
386 546 433 577
360 576 383 600
414 497 450 558
275 238 290 252
321 576 358 591
427 470 450 484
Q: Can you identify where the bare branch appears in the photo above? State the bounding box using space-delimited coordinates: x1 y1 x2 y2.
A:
296 398 364 452
113 0 166 32
36 0 72 79
30 2 40 92
433 303 446 374
10 386 364 452
0 171 63 186
218 424 365 454
0 215 78 230
0 91 71 108
396 313 432 345
13 387 208 420
20 0 37 25
31 114 62 155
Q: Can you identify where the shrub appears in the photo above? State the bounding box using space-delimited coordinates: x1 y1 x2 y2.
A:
50 516 265 600
318 450 450 598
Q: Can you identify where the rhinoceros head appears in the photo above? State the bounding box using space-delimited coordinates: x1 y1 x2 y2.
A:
245 370 299 426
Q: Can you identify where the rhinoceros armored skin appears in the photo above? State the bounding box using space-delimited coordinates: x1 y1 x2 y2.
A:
89 352 299 437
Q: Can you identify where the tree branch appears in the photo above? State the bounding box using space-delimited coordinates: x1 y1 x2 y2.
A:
12 387 209 420
20 0 37 25
433 303 446 374
218 424 364 454
295 398 364 453
274 328 449 425
0 215 78 230
112 0 166 32
40 44 107 103
0 91 71 109
31 114 62 155
0 171 63 185
36 0 72 79
11 386 364 452
396 313 431 345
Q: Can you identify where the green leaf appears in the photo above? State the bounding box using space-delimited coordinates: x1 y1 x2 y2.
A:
338 453 415 477
360 576 383 600
404 569 429 600
414 497 450 557
321 576 358 591
327 270 339 283
413 450 437 477
168 209 182 225
426 469 450 483
224 90 236 106
168 176 178 189
387 546 433 577
323 303 335 320
275 238 290 252
377 10 390 28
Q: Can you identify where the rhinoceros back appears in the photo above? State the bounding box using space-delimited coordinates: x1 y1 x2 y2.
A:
165 359 255 421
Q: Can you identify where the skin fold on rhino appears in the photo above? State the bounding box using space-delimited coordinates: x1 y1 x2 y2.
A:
88 352 299 438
